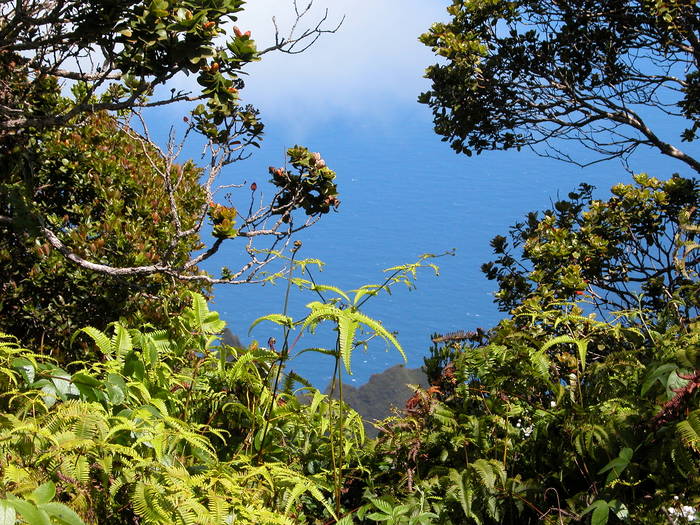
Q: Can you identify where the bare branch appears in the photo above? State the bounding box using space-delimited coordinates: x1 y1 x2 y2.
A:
258 1 344 56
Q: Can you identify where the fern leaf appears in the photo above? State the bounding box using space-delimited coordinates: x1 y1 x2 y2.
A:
337 314 359 374
207 496 229 523
283 482 308 516
190 292 210 330
335 515 354 525
72 327 112 357
540 335 588 370
677 410 700 453
301 302 341 333
472 459 499 490
310 284 350 302
351 310 405 361
306 484 337 521
529 349 551 382
132 482 169 524
448 469 479 523
111 324 133 359
676 346 700 369
248 314 294 335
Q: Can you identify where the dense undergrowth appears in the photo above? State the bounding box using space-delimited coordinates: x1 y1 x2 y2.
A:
0 210 698 523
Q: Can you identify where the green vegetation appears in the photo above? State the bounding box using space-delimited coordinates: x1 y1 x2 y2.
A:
0 110 208 359
370 256 699 523
481 174 700 316
0 295 367 524
0 0 698 524
419 0 700 174
0 0 339 357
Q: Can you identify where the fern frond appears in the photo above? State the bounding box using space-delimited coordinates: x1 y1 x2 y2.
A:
71 327 112 357
283 482 308 516
350 310 405 361
132 482 170 524
677 410 700 453
337 315 359 374
447 469 479 523
471 459 497 491
110 323 133 359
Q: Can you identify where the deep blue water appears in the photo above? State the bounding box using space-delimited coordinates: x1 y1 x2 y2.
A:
196 104 682 388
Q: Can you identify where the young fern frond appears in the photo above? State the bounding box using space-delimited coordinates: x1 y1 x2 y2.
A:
302 302 404 374
350 309 405 362
337 315 359 374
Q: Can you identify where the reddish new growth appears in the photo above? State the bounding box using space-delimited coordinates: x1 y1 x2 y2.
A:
651 370 700 428
405 385 441 417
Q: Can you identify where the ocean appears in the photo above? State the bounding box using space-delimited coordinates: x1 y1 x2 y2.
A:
199 105 672 388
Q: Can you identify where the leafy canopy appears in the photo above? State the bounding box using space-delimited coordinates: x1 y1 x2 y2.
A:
420 0 700 173
481 174 700 317
0 111 207 359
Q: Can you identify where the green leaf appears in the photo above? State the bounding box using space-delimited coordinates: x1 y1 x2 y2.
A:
641 363 677 396
70 372 101 388
592 502 609 525
0 501 16 525
608 500 629 521
583 500 610 525
52 372 79 398
122 352 145 381
72 327 112 357
6 497 51 525
248 313 294 335
666 369 692 399
598 447 632 484
105 373 127 405
11 357 35 384
38 382 59 407
40 502 87 525
368 498 393 515
365 513 390 521
29 482 55 505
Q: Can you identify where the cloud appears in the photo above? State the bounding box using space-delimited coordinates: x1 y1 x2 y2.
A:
232 0 449 130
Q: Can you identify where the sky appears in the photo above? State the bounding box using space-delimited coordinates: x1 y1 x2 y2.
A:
230 0 448 134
